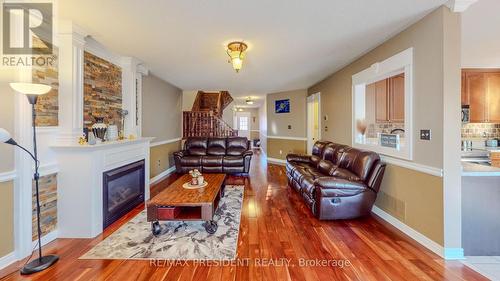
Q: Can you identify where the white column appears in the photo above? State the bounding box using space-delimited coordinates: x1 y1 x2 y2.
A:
55 22 86 145
121 57 140 137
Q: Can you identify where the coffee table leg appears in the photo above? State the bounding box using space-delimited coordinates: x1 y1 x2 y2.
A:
221 183 226 197
204 220 218 234
151 221 161 236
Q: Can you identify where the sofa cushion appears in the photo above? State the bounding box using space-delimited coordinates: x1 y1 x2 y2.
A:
202 166 223 173
185 138 208 156
330 168 362 182
201 156 223 166
180 156 201 166
337 148 380 181
207 138 226 155
223 156 244 167
226 137 248 156
317 160 336 175
300 176 316 198
322 143 348 165
311 141 331 157
310 155 321 167
315 178 368 197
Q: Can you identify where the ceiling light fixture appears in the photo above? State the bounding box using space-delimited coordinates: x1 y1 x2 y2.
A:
245 97 254 105
226 41 248 73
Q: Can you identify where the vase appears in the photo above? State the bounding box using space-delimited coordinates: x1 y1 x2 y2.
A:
107 125 119 141
92 117 107 142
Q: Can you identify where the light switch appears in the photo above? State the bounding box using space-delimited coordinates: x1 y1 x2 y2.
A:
420 129 431 140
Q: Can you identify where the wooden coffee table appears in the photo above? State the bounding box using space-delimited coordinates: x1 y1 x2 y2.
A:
146 173 226 235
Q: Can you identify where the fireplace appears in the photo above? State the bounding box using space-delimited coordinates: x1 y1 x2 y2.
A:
103 160 145 229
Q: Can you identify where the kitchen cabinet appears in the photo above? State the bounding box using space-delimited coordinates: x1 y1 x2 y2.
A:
375 80 388 122
374 74 405 123
462 70 500 123
488 73 500 122
389 74 405 122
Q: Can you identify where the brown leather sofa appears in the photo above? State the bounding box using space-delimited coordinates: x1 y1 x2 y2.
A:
286 141 386 220
174 137 253 174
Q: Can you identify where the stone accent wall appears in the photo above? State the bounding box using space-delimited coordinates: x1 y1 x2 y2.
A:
32 173 57 241
83 51 123 131
462 123 500 140
32 39 59 127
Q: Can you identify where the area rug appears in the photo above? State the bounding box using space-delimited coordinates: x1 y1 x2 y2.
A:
80 185 244 260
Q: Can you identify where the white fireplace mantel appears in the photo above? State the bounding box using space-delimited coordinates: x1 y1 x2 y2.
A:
52 137 153 238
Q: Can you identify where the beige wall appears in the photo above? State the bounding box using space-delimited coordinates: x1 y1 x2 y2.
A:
142 74 182 142
267 138 306 160
267 89 307 138
309 7 450 169
376 165 444 245
259 98 268 153
0 181 14 257
150 141 182 179
307 7 461 246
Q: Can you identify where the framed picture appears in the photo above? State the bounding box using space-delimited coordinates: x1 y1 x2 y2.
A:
275 99 290 113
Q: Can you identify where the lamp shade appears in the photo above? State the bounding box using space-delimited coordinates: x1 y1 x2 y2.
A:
0 128 12 143
10 83 51 95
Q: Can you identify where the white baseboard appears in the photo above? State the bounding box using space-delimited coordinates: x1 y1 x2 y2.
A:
267 157 286 165
0 251 16 270
32 229 58 250
371 206 464 260
150 166 176 185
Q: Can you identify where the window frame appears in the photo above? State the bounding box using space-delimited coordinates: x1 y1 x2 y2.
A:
351 48 414 160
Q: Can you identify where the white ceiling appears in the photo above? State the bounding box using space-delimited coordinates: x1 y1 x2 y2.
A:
58 0 446 107
462 0 500 68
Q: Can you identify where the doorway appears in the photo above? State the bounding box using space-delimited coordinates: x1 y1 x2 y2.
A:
235 112 251 139
307 93 321 154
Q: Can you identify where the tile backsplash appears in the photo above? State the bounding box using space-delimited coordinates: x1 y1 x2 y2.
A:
462 123 500 139
367 122 405 138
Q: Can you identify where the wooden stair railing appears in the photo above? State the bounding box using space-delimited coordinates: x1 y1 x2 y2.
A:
183 111 238 138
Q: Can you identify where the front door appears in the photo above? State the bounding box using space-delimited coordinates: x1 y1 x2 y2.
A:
236 112 250 139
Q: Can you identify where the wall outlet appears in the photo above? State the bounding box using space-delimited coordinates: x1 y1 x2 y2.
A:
157 159 161 167
420 129 431 140
279 150 282 155
288 125 292 130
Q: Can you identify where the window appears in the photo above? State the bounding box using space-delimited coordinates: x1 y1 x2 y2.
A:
239 116 249 131
352 48 413 160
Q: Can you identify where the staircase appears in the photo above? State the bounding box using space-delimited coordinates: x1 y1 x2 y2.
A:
183 91 238 138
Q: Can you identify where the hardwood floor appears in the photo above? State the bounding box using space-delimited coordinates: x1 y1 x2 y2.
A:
0 150 486 280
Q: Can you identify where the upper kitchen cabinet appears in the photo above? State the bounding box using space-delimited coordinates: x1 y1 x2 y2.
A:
373 73 405 123
462 69 500 123
488 73 500 122
375 80 388 122
389 74 405 122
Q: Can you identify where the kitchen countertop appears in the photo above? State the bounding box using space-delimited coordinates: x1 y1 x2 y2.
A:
462 162 500 177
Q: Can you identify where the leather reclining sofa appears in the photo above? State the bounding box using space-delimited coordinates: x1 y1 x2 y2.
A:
286 141 386 220
174 137 253 174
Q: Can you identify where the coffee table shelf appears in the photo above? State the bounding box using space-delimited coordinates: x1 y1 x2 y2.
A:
146 173 226 235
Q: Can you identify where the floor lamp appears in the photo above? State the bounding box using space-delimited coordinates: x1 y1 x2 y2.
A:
0 82 59 275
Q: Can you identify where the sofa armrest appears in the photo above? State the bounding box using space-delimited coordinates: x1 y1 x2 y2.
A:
243 150 253 157
366 161 386 192
173 150 186 159
286 154 311 163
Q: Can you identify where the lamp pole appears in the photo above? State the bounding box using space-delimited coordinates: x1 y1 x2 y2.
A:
1 83 59 275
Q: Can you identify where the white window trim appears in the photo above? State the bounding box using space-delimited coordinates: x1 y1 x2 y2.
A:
351 47 413 160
